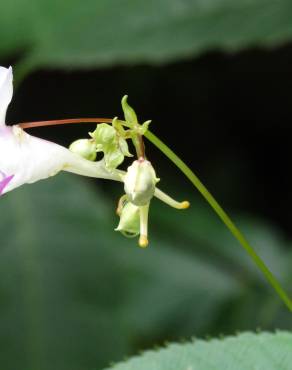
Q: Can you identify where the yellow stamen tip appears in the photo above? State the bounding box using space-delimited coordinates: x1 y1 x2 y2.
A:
180 201 190 209
139 235 149 248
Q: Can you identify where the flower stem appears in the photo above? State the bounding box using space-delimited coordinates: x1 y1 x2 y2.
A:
144 129 292 312
17 117 292 311
18 118 112 129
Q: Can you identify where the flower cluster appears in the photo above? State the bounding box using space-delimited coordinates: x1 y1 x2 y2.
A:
0 66 189 247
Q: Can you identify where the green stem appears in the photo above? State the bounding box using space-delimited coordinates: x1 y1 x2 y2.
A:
145 129 292 312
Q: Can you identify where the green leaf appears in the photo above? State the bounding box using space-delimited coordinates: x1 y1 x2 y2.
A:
103 331 292 370
0 174 243 370
1 174 292 370
1 0 292 71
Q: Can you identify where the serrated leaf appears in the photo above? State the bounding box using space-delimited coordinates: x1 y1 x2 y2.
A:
104 331 292 370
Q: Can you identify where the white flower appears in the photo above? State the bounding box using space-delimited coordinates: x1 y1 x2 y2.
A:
0 66 190 248
0 66 121 196
117 158 189 248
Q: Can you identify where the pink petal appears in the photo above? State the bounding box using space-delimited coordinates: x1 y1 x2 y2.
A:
0 174 14 195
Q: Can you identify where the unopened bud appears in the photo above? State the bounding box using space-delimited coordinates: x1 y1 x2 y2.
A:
124 158 159 206
69 139 96 161
115 201 140 237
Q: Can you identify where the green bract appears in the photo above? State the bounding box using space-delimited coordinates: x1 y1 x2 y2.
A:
138 120 152 136
115 200 140 237
121 95 138 127
90 123 132 170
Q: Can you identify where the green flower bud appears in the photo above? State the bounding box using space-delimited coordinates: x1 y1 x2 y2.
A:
124 158 159 206
89 122 132 170
69 139 96 161
115 201 140 237
90 123 116 148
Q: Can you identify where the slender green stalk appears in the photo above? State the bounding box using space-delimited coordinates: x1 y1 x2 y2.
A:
145 130 292 312
20 117 292 311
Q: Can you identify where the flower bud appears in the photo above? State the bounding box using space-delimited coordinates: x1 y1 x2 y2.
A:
115 201 140 237
124 158 159 206
69 139 96 161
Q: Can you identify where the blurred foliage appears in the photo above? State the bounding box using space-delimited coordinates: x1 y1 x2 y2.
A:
105 331 292 370
0 174 291 370
1 0 292 72
1 1 292 369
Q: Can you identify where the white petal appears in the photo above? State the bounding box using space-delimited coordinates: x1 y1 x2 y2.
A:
0 66 13 125
0 126 122 194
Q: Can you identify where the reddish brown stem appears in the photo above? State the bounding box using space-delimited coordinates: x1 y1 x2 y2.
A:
17 117 146 159
18 118 112 129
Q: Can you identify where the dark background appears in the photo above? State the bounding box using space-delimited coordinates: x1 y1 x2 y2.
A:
8 43 292 235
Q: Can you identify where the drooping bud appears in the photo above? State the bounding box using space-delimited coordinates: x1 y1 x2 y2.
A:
69 139 96 161
124 158 159 206
115 200 140 237
89 122 132 170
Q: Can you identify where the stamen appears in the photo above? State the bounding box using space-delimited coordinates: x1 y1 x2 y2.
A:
18 118 113 129
154 188 190 209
